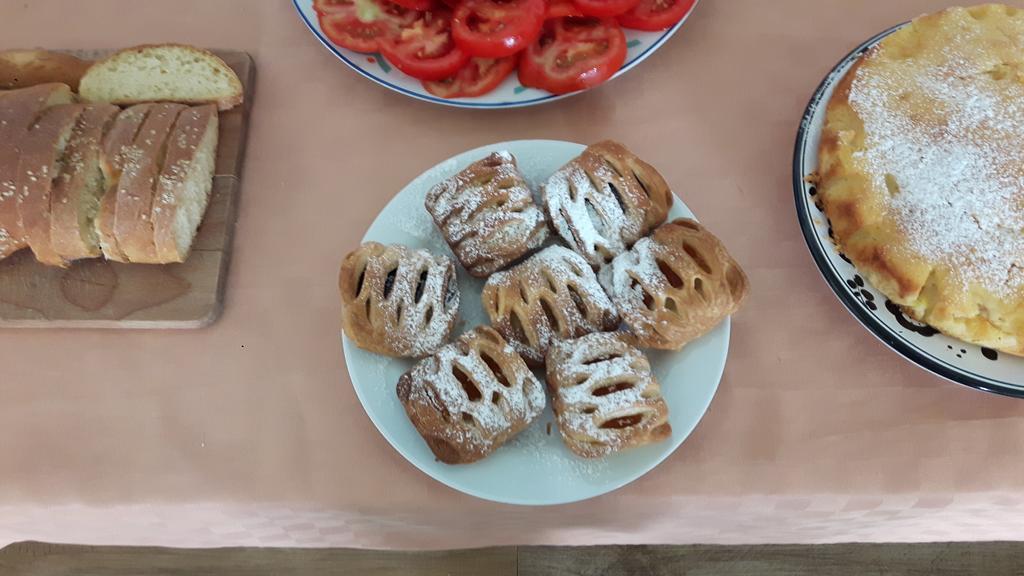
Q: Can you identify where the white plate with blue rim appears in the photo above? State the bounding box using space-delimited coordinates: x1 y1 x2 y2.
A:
293 0 699 109
794 23 1024 398
343 139 729 504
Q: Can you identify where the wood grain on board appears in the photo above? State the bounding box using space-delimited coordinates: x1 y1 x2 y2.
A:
0 49 253 329
2 542 1023 576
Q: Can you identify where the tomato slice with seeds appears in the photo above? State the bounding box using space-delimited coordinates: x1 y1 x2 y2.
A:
391 0 434 9
572 0 640 17
517 17 626 95
317 0 418 53
617 0 694 31
423 56 517 97
545 0 583 18
381 9 471 80
452 0 546 58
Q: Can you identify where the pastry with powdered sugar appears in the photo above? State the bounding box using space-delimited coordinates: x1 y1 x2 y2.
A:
542 140 672 268
397 326 546 464
425 151 548 278
339 242 460 358
600 218 748 350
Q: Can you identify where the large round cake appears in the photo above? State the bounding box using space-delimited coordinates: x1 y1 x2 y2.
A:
818 4 1024 355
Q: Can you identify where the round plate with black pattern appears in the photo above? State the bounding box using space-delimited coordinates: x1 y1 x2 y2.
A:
793 23 1024 398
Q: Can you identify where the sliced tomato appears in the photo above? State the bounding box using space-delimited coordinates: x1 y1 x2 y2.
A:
317 0 418 52
518 17 626 95
381 9 470 80
617 0 694 30
423 56 517 97
314 0 351 13
452 0 546 58
391 0 434 9
572 0 639 17
545 0 583 18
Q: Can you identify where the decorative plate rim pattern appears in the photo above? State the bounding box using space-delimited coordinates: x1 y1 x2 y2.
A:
343 139 729 505
793 23 1024 399
292 0 699 109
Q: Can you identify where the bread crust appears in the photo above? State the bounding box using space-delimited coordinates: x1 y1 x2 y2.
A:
49 104 119 261
0 83 73 259
543 140 672 268
339 242 460 357
113 103 186 263
96 104 153 262
0 50 90 91
482 245 619 367
15 104 86 266
79 44 243 111
397 326 545 464
600 218 748 350
546 332 671 458
152 104 218 263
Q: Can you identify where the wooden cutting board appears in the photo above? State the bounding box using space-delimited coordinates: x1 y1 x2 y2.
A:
0 49 253 329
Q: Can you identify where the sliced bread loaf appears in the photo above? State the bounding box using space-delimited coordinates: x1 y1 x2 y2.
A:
15 103 87 266
49 104 119 261
0 50 90 90
0 83 73 259
112 103 186 263
95 103 152 262
79 44 243 111
152 104 218 263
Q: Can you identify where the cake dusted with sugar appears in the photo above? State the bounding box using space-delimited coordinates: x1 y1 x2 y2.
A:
818 4 1024 354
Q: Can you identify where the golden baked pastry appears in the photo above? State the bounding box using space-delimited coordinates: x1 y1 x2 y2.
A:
543 140 672 268
339 242 459 357
546 332 670 458
482 245 620 366
818 4 1024 354
600 218 748 350
425 151 548 277
397 326 546 464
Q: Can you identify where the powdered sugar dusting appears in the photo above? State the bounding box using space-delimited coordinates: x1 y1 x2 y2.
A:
403 328 545 458
548 333 669 457
848 28 1024 297
426 151 548 276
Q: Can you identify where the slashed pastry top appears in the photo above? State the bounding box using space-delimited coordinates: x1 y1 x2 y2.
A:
600 218 748 350
426 151 548 278
339 242 460 357
397 326 546 464
483 245 620 366
543 140 672 268
818 4 1024 354
546 332 671 458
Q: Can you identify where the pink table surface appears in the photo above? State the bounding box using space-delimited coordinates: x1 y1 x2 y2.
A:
3 0 1024 550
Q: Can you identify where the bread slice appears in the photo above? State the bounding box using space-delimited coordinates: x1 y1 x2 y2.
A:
15 104 87 266
152 104 218 263
95 104 153 262
0 83 73 259
49 104 119 261
0 50 90 90
112 103 186 263
79 44 243 111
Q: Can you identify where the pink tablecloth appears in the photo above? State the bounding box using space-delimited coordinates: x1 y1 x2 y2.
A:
3 0 1024 549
